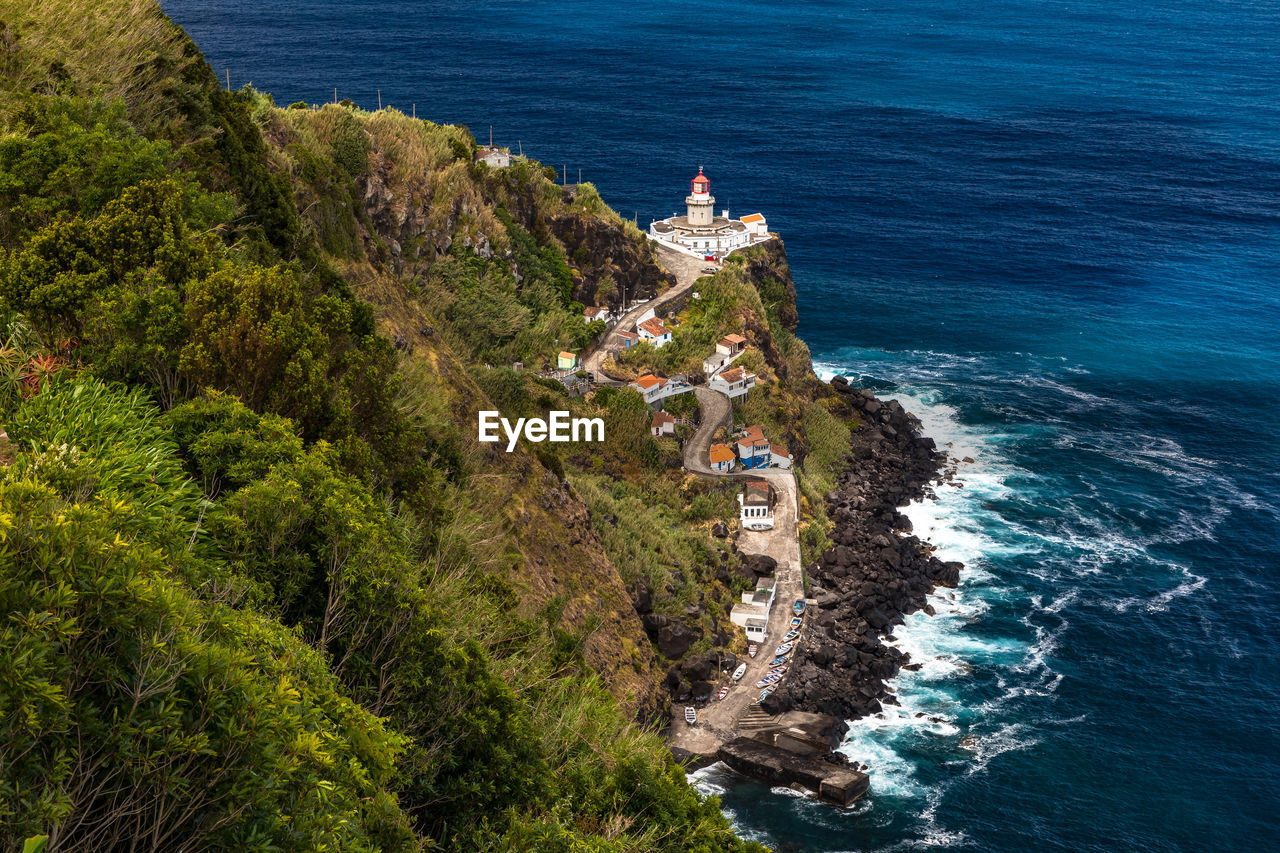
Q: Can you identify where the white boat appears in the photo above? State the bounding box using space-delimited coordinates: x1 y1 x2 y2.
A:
732 663 747 681
748 643 758 658
684 706 696 724
782 629 799 642
717 685 730 700
775 642 793 656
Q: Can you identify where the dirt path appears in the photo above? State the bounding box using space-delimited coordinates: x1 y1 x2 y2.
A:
582 244 712 379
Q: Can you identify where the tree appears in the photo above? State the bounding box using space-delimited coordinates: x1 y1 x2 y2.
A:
0 416 417 852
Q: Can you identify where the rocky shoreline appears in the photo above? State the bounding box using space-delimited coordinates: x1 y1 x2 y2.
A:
763 375 962 724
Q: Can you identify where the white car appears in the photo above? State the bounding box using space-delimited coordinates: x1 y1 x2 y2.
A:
732 663 748 681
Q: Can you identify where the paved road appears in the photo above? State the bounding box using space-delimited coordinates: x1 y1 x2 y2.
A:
670 392 804 757
584 241 807 757
582 244 712 380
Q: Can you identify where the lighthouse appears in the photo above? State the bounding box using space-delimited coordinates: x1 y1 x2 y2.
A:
685 168 715 226
648 167 770 259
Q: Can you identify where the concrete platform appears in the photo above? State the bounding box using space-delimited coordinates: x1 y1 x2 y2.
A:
717 737 870 806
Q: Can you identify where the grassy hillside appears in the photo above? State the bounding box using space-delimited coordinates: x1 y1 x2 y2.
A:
0 0 854 849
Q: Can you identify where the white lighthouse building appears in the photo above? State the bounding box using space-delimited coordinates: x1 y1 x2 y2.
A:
686 170 715 226
648 169 771 260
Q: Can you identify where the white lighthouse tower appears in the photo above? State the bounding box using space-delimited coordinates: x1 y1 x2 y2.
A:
648 168 770 259
685 168 715 226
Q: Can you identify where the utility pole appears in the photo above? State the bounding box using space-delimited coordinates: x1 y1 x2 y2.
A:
225 68 230 90
489 125 493 146
578 168 582 184
333 87 338 104
412 103 416 119
518 140 523 157
377 90 382 109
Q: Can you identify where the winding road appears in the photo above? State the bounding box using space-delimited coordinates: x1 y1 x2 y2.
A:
674 391 804 757
582 244 710 381
583 240 806 755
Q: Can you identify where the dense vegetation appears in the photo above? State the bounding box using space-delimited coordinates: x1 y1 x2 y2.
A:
0 1 775 850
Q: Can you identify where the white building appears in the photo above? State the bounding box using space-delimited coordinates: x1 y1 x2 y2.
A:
709 443 736 473
709 365 757 400
651 410 677 436
738 480 775 531
770 444 792 470
583 306 612 324
736 426 771 470
474 147 511 168
648 170 771 259
716 334 748 356
730 575 776 642
628 373 692 406
636 317 672 347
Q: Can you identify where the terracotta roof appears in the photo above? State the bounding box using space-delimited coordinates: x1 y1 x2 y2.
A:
740 213 765 223
721 333 747 345
631 374 664 390
637 317 671 337
583 306 605 317
652 411 676 428
770 444 790 457
743 480 771 503
559 351 575 360
743 425 765 438
617 329 639 339
709 444 735 464
719 367 746 383
737 436 769 450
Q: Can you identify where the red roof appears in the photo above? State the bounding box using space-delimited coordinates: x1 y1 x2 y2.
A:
709 444 735 464
638 317 671 337
719 367 746 383
652 411 676 427
631 374 664 390
770 444 789 458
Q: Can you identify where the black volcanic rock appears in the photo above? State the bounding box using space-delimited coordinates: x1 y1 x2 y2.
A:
656 622 698 658
768 379 960 722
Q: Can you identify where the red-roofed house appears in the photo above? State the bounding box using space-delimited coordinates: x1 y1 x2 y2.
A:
770 444 792 470
736 425 771 469
716 334 748 356
709 443 736 473
738 479 775 531
636 316 673 347
710 365 757 399
651 410 677 437
583 306 613 324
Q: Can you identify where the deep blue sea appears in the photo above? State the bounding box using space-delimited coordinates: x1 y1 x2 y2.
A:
161 1 1280 849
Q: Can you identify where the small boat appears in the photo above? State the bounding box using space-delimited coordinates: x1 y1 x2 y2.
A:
775 642 793 656
755 673 783 688
684 706 696 724
717 685 730 701
790 616 802 628
793 599 807 616
768 655 788 667
768 666 788 677
782 629 799 642
759 687 774 701
732 663 747 681
748 643 758 658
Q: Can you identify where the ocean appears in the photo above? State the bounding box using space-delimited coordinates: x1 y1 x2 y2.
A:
160 1 1280 849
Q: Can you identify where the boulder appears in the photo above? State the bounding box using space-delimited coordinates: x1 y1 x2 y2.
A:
657 622 698 658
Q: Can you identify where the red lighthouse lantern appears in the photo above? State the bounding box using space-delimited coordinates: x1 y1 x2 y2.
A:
691 170 710 196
